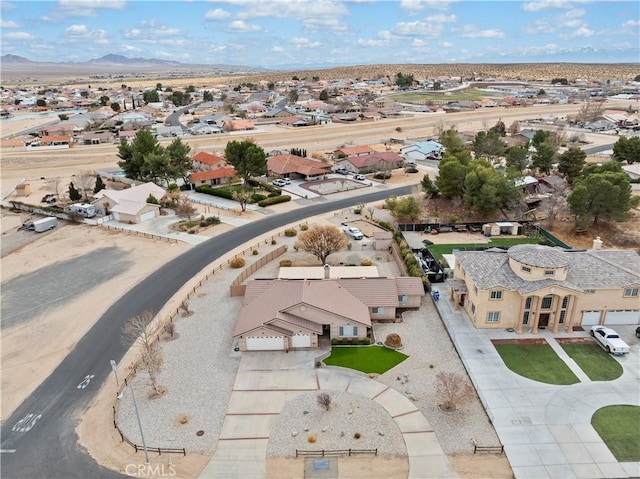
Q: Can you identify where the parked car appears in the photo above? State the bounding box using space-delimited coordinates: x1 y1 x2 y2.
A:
635 326 640 338
272 179 286 187
282 178 292 185
343 225 364 240
590 326 630 355
353 174 365 181
336 168 349 175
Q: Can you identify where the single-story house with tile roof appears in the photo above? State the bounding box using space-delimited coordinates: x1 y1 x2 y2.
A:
233 276 425 351
333 145 376 158
93 182 165 223
278 115 309 127
188 167 237 189
400 140 443 162
82 131 114 145
450 243 640 333
223 119 255 132
336 151 404 173
264 107 291 119
267 154 331 179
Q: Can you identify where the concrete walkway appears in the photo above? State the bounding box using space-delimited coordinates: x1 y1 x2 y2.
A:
199 351 457 479
432 284 640 479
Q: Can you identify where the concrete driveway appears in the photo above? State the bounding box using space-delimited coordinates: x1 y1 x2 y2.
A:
199 351 457 479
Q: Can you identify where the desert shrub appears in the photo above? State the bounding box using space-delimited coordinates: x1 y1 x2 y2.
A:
284 228 297 237
351 338 359 345
195 185 234 200
279 259 292 267
230 257 245 268
449 216 461 223
354 432 361 439
188 229 196 234
205 216 220 225
378 220 395 231
385 333 402 348
267 191 281 198
258 195 291 207
353 208 362 214
408 265 422 277
405 167 419 173
252 249 259 255
199 221 207 227
307 434 317 443
421 276 430 292
271 239 277 245
340 338 349 345
251 193 267 203
300 223 308 231
331 338 338 345
399 240 409 249
374 172 391 180
360 258 372 266
360 338 371 345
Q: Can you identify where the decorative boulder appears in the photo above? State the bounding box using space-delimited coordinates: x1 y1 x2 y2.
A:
384 333 402 349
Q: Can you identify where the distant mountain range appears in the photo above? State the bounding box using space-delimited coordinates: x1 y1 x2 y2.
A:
0 53 268 73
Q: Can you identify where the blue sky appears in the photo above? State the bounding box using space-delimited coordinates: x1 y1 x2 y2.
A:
1 0 638 68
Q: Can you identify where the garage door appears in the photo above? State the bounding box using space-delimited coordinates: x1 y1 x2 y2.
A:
292 333 311 348
139 210 156 222
604 310 640 325
245 336 284 351
581 311 601 326
112 212 120 221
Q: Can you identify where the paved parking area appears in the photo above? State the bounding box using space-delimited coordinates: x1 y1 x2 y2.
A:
433 284 640 479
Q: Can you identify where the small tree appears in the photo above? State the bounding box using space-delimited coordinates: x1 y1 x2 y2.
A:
174 196 197 222
317 392 332 411
93 175 106 194
232 189 252 213
435 371 474 412
122 311 164 396
75 171 95 201
146 193 159 205
298 225 347 264
68 182 82 201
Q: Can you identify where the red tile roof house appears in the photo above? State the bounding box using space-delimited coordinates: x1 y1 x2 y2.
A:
192 151 227 171
333 145 376 158
223 119 255 132
336 151 404 174
93 182 166 223
267 154 331 180
232 276 425 351
188 167 237 189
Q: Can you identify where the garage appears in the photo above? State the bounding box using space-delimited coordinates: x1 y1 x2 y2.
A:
139 209 156 222
604 310 640 325
581 311 601 326
245 336 284 351
292 333 311 348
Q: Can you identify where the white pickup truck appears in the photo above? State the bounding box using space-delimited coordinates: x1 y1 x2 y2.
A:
342 225 364 240
590 326 630 355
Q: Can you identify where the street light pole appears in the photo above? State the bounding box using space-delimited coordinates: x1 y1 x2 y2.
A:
129 384 150 464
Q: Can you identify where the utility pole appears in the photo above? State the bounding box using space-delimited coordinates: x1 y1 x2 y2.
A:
129 384 150 464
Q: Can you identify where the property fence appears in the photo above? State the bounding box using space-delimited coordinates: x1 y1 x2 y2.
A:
534 224 572 249
295 448 378 458
188 195 236 211
230 245 287 296
100 223 179 244
473 444 504 454
112 405 186 456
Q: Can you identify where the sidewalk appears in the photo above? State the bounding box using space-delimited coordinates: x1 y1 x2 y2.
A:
432 283 640 479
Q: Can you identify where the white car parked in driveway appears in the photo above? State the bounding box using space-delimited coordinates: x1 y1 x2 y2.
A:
590 325 630 355
343 226 364 240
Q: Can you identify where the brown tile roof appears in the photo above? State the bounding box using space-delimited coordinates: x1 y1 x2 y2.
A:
337 278 402 306
224 119 255 131
189 167 236 182
40 135 73 143
339 151 403 169
334 145 376 156
267 154 330 176
193 151 226 166
234 279 371 337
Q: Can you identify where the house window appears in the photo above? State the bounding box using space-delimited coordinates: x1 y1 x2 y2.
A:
339 326 358 337
562 296 569 309
398 295 408 303
371 307 384 314
541 296 553 309
521 266 531 273
525 297 533 310
584 289 595 294
522 311 530 325
559 311 566 324
487 312 500 323
490 291 503 300
544 270 555 276
623 288 639 298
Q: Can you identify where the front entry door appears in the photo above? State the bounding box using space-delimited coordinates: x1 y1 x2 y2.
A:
539 313 550 328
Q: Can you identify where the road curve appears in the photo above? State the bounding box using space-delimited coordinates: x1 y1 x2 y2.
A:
0 184 413 479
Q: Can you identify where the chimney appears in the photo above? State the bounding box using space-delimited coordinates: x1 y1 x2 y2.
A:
592 236 603 250
323 264 330 279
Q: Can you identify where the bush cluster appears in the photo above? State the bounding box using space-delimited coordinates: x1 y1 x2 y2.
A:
361 258 372 266
284 228 297 237
279 259 292 267
331 337 370 346
299 223 309 231
258 195 291 207
195 185 234 200
229 257 245 268
199 216 220 227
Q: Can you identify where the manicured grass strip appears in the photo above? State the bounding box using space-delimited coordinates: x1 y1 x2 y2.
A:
494 343 579 385
427 237 543 262
323 345 408 375
560 344 623 381
592 405 640 462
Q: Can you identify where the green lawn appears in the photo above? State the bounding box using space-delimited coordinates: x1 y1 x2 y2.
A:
560 344 623 381
494 343 580 385
323 345 408 374
592 405 640 462
427 237 544 262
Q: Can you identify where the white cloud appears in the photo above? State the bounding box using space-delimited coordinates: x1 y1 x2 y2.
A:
121 44 142 53
56 0 125 17
2 31 34 40
1 2 17 12
1 19 17 28
522 1 571 12
424 14 456 23
393 21 444 37
355 37 389 47
401 0 453 13
411 38 427 47
227 20 261 32
205 8 231 20
271 45 284 52
64 24 89 35
560 26 594 39
302 17 348 32
235 0 348 21
122 28 141 38
525 8 587 34
439 41 454 48
457 25 505 39
622 19 640 28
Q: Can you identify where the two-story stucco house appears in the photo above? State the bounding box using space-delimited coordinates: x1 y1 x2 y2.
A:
449 243 640 333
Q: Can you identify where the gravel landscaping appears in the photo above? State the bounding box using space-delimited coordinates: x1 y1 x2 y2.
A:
116 213 501 459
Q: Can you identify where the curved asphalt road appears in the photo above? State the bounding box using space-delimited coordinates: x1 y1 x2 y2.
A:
0 185 412 479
